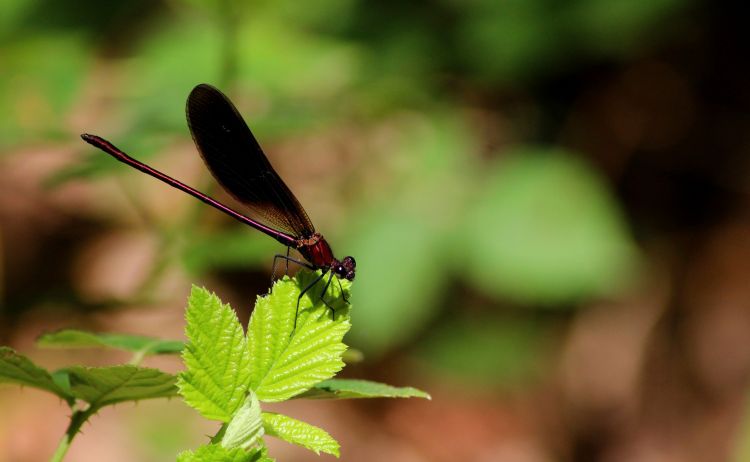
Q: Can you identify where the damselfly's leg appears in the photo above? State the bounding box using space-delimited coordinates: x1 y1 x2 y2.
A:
272 252 314 281
320 271 336 320
293 270 327 333
336 277 349 304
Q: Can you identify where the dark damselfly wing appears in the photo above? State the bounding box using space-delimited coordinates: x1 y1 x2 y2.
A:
186 84 315 238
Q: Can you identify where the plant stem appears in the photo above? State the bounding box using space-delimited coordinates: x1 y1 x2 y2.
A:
50 406 97 462
211 422 229 444
128 348 148 366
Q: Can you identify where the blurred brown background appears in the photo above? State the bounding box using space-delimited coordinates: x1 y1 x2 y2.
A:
2 0 750 461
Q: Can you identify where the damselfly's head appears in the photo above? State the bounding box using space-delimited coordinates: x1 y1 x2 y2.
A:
333 256 356 281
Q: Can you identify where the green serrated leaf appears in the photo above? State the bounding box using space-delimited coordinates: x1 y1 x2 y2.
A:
38 329 183 355
62 365 178 407
222 390 264 450
262 412 339 457
247 271 351 402
178 286 251 421
0 347 73 403
177 443 260 462
297 379 431 400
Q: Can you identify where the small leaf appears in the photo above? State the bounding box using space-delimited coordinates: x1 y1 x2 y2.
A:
176 444 261 462
222 390 264 450
0 347 73 403
178 286 251 421
247 271 351 402
297 379 431 400
262 412 339 457
63 365 178 407
38 329 183 355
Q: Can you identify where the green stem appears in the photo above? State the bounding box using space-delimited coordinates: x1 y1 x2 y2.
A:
128 348 148 366
50 406 97 462
211 422 229 444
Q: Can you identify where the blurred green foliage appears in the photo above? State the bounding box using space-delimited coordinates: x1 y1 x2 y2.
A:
0 33 89 147
416 315 551 386
1 0 690 387
454 0 685 82
461 150 636 304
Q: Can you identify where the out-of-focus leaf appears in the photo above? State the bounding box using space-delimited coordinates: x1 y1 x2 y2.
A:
461 149 637 304
247 272 351 402
181 229 281 275
262 412 339 457
0 33 89 148
345 115 475 356
37 329 183 355
0 347 73 403
566 0 684 56
455 0 687 83
62 365 178 407
237 19 361 104
353 28 439 113
0 0 34 34
178 286 251 422
456 0 557 83
416 316 551 386
297 379 430 400
222 391 264 450
126 16 221 134
126 7 360 140
272 0 356 33
343 212 445 355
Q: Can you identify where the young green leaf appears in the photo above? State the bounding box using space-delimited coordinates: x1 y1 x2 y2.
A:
176 444 262 462
222 390 264 450
247 272 351 402
62 365 178 407
297 378 431 400
38 329 183 355
0 347 73 403
262 412 339 457
178 286 252 421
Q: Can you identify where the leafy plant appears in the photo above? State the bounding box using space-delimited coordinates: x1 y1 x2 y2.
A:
0 270 429 461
